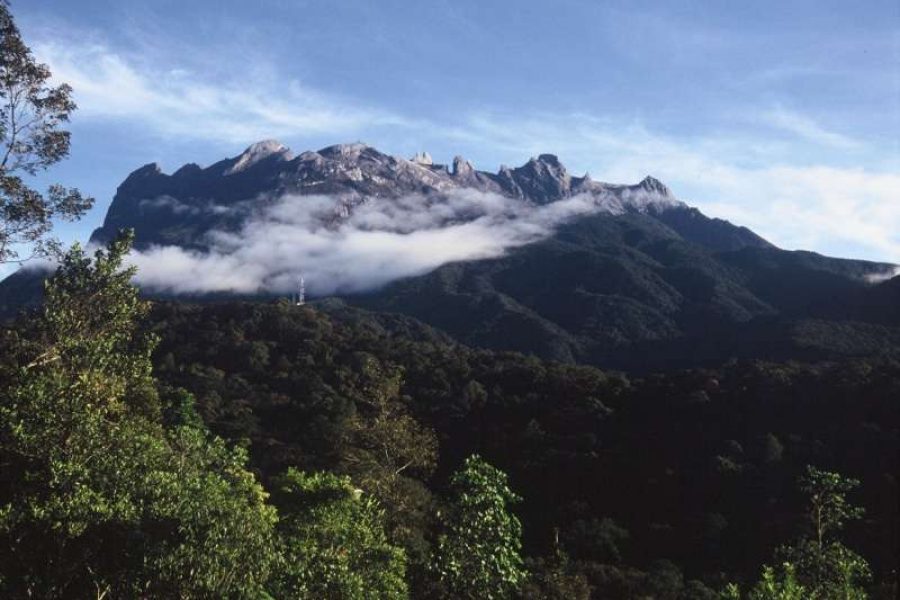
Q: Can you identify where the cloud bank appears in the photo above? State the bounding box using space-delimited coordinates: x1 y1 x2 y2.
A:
127 190 608 296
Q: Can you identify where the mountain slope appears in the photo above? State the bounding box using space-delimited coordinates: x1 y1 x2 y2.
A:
354 212 899 368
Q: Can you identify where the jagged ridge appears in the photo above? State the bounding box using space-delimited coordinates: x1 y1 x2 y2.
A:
91 141 689 249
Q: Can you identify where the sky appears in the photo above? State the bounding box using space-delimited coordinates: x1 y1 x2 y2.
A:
10 0 900 277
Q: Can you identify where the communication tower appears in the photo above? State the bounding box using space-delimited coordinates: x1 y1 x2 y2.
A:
295 275 306 306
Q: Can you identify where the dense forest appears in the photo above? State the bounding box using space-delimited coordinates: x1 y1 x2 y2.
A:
149 294 900 597
1 234 896 598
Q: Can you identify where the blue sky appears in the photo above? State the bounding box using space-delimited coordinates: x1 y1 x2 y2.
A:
12 0 900 272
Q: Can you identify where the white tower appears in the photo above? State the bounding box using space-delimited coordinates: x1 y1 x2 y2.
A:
296 275 306 306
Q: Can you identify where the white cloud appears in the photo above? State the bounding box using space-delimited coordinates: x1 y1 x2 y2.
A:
864 266 900 283
34 41 410 144
128 190 624 295
704 166 900 260
0 263 19 281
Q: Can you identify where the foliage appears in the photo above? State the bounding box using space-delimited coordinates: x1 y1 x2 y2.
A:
2 288 897 594
746 563 806 600
0 1 92 262
31 231 157 416
432 454 527 599
778 466 871 598
0 233 277 597
341 358 437 494
338 356 438 565
268 468 408 599
562 516 630 563
783 540 870 599
143 426 278 597
730 467 873 600
798 466 866 550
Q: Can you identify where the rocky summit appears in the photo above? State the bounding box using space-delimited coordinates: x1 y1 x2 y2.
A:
90 141 689 249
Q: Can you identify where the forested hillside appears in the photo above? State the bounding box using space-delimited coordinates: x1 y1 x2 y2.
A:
352 213 900 369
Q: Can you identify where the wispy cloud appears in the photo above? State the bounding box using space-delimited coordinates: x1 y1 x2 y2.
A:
703 166 900 260
762 107 861 149
864 266 900 283
35 41 411 144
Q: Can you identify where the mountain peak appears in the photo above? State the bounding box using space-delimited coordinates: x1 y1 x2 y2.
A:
410 151 433 166
173 162 202 177
317 142 372 158
452 155 476 178
521 154 567 176
512 153 571 202
536 153 563 166
120 162 163 187
135 162 163 175
638 175 672 197
226 139 292 175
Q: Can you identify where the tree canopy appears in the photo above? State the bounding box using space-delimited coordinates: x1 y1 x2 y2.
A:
0 233 279 597
0 0 92 262
433 454 527 599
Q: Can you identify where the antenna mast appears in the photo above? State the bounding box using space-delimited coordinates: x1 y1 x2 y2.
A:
296 275 306 306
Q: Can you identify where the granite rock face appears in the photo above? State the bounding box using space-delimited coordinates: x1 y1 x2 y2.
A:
90 141 709 251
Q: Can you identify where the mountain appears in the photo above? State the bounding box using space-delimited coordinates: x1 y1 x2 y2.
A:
2 140 897 369
88 140 704 249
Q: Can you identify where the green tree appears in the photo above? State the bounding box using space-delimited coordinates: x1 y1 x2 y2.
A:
0 232 277 597
340 357 438 568
433 455 527 599
780 466 870 598
733 466 872 600
746 563 806 600
141 427 278 598
562 516 630 563
269 468 408 599
799 466 865 554
341 358 438 495
0 1 92 262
